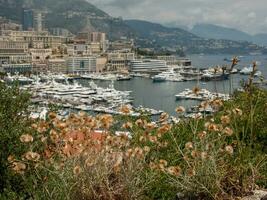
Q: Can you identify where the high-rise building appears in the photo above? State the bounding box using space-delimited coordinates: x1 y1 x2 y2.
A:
33 12 43 32
22 9 34 31
22 9 43 32
90 32 106 43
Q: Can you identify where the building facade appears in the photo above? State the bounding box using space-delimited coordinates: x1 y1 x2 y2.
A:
67 56 96 74
0 63 32 73
130 59 168 73
48 58 67 73
107 51 135 71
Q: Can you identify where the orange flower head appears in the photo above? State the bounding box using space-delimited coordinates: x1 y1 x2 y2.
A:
232 108 242 116
221 115 230 125
185 142 194 150
175 106 185 113
24 151 40 162
223 127 234 136
167 166 182 176
20 134 33 143
225 145 234 155
73 165 82 175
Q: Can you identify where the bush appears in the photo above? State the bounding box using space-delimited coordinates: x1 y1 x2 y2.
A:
1 81 266 200
0 82 32 197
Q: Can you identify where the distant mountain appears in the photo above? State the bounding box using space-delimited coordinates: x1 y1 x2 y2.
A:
125 19 199 47
253 34 267 46
0 1 266 54
0 0 134 40
125 20 266 54
191 24 252 42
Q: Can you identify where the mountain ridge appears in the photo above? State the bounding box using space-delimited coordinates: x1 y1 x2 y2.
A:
190 23 267 46
0 0 266 54
125 19 266 54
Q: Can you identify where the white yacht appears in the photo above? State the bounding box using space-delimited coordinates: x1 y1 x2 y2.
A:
152 68 184 82
240 67 253 75
175 88 230 101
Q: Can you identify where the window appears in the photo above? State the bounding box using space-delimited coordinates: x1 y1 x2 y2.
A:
80 61 85 68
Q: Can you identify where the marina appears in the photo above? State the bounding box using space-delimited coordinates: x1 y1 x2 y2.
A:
2 54 267 118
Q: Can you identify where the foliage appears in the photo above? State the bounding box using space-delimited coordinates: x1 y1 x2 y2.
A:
0 81 266 199
0 82 31 197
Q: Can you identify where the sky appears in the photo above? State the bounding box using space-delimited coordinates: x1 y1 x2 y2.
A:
88 0 267 35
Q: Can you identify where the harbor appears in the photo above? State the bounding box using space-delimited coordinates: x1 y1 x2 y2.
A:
2 54 266 118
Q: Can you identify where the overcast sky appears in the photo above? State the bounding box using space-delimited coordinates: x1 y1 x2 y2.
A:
88 0 267 35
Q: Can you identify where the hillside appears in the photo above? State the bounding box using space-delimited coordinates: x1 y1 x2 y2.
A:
253 34 267 46
125 20 266 54
0 0 134 40
191 23 252 42
0 0 266 54
190 23 267 47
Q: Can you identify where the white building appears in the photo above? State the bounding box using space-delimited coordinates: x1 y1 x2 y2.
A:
67 56 96 74
0 63 32 73
130 59 168 73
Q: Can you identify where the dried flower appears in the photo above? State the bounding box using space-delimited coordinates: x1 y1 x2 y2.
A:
183 156 190 162
120 105 131 114
185 142 194 150
113 153 123 173
135 119 144 127
149 162 157 170
191 150 199 158
176 106 185 113
221 115 230 125
207 123 219 132
143 146 151 153
200 101 209 109
20 134 33 143
197 131 207 139
148 136 157 143
122 122 133 129
211 99 223 109
167 166 182 176
48 112 57 119
157 124 171 135
73 165 82 175
201 152 208 159
100 114 113 129
12 162 26 174
145 122 156 131
50 129 59 142
187 168 196 177
225 145 234 155
24 151 40 161
85 158 96 167
232 108 242 116
125 148 133 158
134 147 144 159
139 136 146 142
160 112 169 121
8 155 15 163
192 86 200 95
223 127 234 136
159 159 168 167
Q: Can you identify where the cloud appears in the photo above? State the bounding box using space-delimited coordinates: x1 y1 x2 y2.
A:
88 0 267 34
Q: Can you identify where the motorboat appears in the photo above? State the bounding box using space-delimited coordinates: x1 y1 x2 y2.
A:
152 68 184 82
240 67 253 75
175 88 230 101
116 74 132 81
201 72 230 81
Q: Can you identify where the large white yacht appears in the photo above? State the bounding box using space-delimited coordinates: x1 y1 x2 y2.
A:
152 68 184 82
